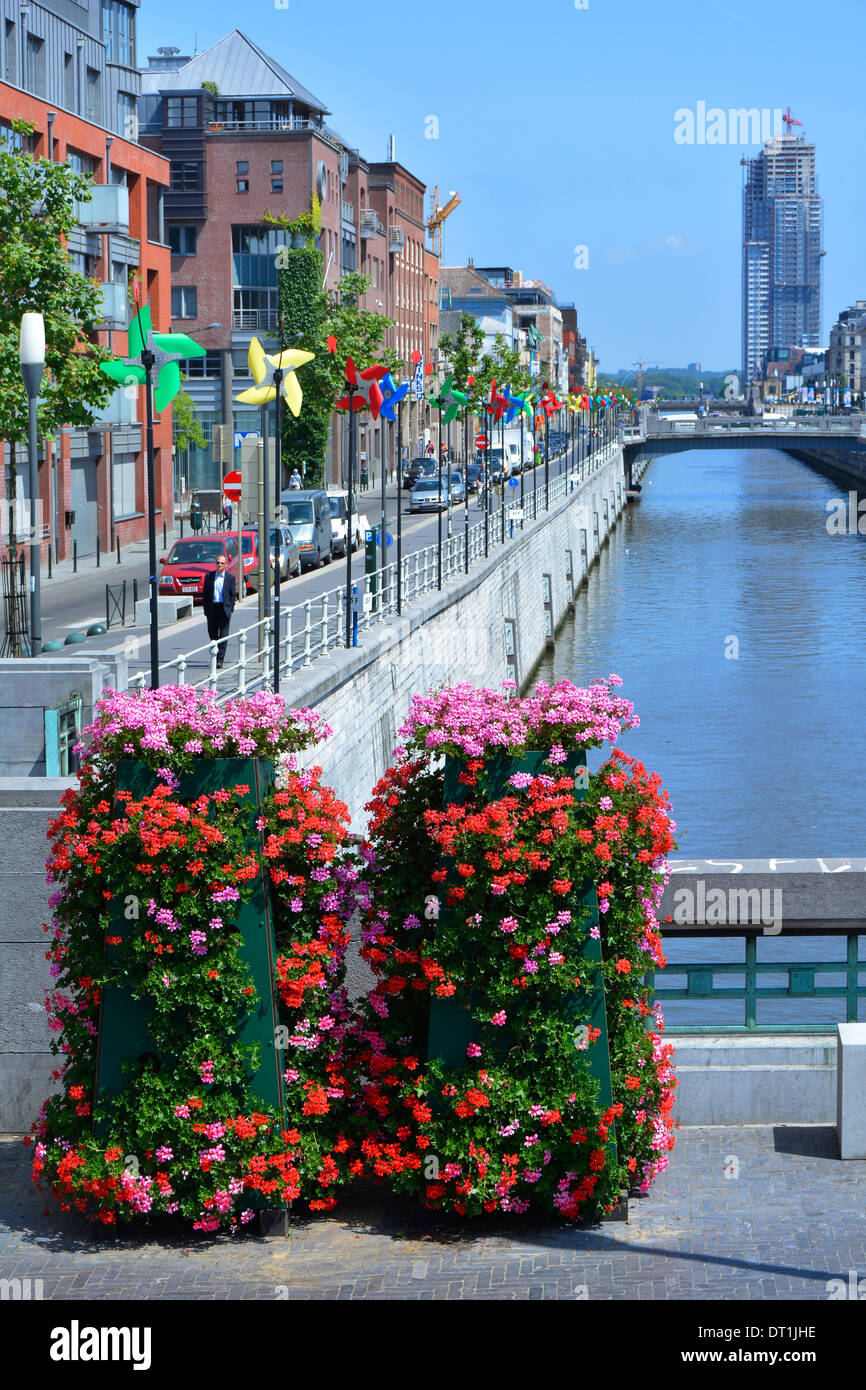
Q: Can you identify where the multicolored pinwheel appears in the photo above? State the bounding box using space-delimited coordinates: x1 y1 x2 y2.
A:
502 385 533 424
100 303 206 414
234 336 315 417
428 374 468 425
336 356 388 417
378 370 409 422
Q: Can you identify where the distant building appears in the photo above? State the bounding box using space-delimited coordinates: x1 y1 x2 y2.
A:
827 301 866 399
0 0 172 562
687 362 701 372
741 123 823 386
476 267 567 393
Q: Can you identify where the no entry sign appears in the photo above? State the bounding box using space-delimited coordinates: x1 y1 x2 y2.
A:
222 469 242 502
475 433 488 449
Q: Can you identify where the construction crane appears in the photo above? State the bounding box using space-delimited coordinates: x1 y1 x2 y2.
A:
632 358 660 396
427 186 461 259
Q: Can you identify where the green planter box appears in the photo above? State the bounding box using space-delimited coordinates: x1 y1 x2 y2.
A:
427 748 616 1151
93 758 285 1133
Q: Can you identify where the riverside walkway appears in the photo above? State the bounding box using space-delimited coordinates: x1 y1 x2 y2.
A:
2 1126 864 1300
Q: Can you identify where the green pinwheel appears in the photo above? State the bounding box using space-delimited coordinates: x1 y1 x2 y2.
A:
100 303 206 414
429 374 468 425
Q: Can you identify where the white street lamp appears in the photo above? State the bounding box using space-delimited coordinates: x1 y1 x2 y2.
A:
19 311 45 656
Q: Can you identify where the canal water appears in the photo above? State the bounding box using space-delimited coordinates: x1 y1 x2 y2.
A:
536 447 866 1027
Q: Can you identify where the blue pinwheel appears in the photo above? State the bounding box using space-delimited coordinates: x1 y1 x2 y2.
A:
502 385 526 425
379 370 409 422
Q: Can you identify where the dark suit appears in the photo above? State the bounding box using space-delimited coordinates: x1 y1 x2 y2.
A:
202 569 238 669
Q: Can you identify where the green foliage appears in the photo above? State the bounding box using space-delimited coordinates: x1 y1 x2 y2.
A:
0 122 114 448
200 81 219 97
439 315 532 421
263 194 322 248
172 375 207 454
277 255 400 487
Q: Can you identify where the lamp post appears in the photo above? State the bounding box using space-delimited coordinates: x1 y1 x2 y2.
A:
19 312 44 657
437 395 443 589
346 380 356 647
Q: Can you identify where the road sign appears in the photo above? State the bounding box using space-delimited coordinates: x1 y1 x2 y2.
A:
223 469 242 502
476 433 488 448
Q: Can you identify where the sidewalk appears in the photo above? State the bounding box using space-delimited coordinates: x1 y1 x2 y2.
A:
1 1126 863 1299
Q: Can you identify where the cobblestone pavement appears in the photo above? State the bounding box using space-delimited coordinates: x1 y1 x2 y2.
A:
1 1125 864 1300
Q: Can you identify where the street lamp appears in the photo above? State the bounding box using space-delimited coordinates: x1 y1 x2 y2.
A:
19 311 45 657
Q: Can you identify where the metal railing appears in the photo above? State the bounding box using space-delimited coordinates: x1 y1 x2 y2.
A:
652 927 866 1032
128 436 623 700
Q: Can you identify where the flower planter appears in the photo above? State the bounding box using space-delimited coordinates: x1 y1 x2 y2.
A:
428 748 616 1158
93 758 285 1134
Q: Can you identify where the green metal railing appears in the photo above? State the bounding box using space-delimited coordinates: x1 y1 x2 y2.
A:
651 928 866 1032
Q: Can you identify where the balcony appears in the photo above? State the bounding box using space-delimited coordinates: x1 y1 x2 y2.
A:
388 225 405 253
98 282 129 328
360 209 384 238
341 199 355 224
74 184 130 231
233 308 277 331
207 117 322 134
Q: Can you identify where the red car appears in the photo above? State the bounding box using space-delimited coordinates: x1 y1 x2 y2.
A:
158 536 244 605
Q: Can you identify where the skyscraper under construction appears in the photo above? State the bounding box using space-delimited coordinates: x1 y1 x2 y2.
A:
741 120 823 385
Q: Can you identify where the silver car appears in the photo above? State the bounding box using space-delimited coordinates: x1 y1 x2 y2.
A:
270 523 301 579
410 478 449 512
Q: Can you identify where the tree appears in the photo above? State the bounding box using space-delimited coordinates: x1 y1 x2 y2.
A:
172 376 207 455
277 253 400 487
0 121 114 454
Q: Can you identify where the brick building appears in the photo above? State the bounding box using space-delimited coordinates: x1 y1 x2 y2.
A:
0 0 171 561
141 32 439 488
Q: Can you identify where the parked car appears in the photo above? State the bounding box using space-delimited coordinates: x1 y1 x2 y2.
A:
403 456 435 490
270 523 301 580
279 489 334 570
474 453 505 484
326 488 369 556
409 478 449 512
448 470 466 503
465 463 483 493
158 535 246 604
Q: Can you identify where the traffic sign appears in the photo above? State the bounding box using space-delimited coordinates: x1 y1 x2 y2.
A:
508 476 520 487
223 469 242 502
476 433 488 448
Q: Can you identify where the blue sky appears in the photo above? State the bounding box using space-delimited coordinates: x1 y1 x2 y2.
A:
138 0 866 376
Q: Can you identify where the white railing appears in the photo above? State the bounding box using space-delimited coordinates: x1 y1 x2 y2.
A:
128 437 623 701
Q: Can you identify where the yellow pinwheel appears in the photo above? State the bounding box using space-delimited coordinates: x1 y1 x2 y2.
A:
235 336 315 417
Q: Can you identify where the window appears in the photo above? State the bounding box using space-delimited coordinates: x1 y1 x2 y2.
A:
232 224 286 329
236 179 249 194
171 286 197 319
231 348 252 378
4 20 16 84
170 161 200 191
112 453 137 519
67 148 97 176
168 224 197 256
165 97 198 128
26 33 46 96
270 178 283 193
102 1 136 66
184 351 221 379
236 161 249 174
271 160 282 174
86 67 101 124
117 92 136 142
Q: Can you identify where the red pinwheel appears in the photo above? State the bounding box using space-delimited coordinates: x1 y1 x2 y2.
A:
485 376 507 424
336 355 388 418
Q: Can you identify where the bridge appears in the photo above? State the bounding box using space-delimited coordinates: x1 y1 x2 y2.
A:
623 413 866 490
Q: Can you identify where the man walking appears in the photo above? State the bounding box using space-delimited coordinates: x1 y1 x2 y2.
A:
202 553 237 669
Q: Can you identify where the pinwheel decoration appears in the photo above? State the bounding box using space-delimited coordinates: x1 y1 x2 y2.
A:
234 336 315 417
539 388 563 417
484 377 507 425
379 370 409 422
336 356 388 417
100 303 206 414
428 374 468 424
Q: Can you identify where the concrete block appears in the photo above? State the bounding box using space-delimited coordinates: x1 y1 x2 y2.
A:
671 1033 837 1125
0 1053 59 1135
837 1023 866 1158
134 596 193 627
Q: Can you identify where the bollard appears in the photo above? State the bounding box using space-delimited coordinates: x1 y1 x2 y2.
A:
180 513 184 539
47 548 52 580
163 522 167 549
133 577 138 608
73 540 78 573
116 536 121 564
96 535 101 568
